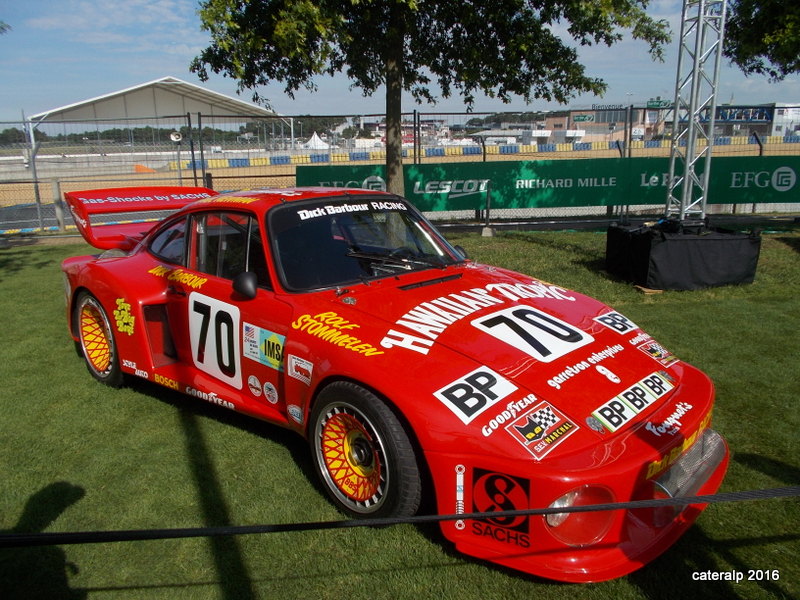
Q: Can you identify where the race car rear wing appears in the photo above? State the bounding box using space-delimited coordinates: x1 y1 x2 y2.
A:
64 186 218 250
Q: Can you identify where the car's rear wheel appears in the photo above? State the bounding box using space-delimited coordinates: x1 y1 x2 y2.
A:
309 382 421 518
74 292 123 387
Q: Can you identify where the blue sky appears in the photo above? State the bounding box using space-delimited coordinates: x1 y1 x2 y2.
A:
1 0 798 123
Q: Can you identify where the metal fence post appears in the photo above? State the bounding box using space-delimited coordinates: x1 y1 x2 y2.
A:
52 179 65 231
481 180 494 237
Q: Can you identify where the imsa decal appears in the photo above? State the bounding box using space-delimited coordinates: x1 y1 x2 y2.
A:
243 322 285 371
592 371 675 432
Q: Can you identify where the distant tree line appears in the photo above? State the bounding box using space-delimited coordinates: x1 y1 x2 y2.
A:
0 116 350 147
464 111 570 130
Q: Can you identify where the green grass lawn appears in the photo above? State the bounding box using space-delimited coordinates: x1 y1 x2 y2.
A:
1 231 798 600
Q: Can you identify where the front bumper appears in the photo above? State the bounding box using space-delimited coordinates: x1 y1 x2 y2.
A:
432 428 729 582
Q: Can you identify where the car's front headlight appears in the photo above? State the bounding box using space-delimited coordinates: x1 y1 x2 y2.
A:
545 485 615 546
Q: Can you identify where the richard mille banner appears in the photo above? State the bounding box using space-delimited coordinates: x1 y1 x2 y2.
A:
296 156 800 212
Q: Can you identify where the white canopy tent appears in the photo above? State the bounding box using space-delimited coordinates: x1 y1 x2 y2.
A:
29 76 275 122
303 131 330 150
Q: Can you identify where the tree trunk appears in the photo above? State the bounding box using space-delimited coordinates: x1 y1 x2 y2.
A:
384 12 405 197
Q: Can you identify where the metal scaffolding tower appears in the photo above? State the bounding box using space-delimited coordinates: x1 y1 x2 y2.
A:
665 0 729 222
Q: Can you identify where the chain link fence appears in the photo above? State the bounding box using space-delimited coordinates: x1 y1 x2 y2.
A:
2 106 798 233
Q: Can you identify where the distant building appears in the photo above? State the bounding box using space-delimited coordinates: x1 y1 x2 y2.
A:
769 104 800 136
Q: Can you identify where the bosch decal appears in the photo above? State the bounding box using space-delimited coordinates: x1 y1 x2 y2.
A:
154 373 179 390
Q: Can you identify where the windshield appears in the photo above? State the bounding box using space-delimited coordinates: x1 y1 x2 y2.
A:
269 196 463 291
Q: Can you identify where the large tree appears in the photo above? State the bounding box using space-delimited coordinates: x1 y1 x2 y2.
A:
191 0 669 195
724 0 800 82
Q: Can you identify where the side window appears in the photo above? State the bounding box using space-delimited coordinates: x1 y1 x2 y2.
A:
191 212 271 288
149 217 188 265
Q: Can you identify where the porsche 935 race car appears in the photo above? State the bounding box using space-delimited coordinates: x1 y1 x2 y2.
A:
61 185 728 582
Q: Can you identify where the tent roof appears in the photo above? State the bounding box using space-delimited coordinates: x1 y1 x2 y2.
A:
30 76 275 122
303 131 330 149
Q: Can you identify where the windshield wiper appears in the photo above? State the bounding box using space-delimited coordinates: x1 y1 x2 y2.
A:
346 249 447 270
346 250 414 270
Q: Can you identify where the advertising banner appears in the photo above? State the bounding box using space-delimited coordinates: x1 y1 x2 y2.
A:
296 156 800 211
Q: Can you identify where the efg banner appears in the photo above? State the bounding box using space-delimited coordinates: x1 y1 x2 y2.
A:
296 156 800 212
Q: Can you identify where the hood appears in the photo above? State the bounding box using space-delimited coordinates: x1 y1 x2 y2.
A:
313 263 698 461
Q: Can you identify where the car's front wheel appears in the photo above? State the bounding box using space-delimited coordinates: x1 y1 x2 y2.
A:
74 292 123 387
309 382 421 518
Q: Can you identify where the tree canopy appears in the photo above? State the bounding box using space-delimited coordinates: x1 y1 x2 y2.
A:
724 0 800 82
192 0 670 194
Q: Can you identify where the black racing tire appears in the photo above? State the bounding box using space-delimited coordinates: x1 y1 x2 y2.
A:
309 381 422 518
74 292 124 388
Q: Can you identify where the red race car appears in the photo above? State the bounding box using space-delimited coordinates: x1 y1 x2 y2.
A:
62 185 728 582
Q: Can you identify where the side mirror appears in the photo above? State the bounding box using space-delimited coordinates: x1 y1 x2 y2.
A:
232 271 258 300
454 245 469 260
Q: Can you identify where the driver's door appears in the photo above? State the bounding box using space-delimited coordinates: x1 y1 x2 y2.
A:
166 209 292 423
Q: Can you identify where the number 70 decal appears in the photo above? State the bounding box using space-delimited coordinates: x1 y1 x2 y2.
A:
472 306 593 362
189 292 242 389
